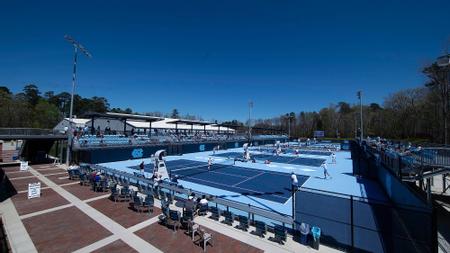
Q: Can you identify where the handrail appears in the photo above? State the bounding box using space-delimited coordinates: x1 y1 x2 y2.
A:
0 128 61 136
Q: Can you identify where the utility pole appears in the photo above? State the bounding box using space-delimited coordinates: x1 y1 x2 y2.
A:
64 35 92 165
357 91 363 140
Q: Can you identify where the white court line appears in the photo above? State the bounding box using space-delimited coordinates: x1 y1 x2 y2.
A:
186 176 287 201
232 172 265 186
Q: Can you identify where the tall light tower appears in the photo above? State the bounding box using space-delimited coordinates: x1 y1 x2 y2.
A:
248 101 253 142
357 91 363 141
64 35 92 165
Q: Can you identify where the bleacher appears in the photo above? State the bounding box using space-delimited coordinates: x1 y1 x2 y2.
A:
73 133 287 148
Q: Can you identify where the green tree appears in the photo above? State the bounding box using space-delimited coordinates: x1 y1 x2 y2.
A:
23 84 40 106
32 100 61 128
171 109 179 118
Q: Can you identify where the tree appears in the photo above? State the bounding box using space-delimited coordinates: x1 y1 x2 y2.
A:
171 109 179 118
0 86 11 94
33 100 61 128
23 84 40 106
423 63 449 144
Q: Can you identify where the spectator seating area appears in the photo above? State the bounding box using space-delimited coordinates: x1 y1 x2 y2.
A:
73 132 287 148
66 165 301 251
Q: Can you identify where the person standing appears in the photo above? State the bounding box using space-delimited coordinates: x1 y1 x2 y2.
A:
291 172 298 188
322 162 331 179
331 153 337 164
208 157 212 170
139 161 145 175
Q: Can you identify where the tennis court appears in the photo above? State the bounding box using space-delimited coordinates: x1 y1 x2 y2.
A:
129 159 309 203
251 147 333 156
213 152 326 167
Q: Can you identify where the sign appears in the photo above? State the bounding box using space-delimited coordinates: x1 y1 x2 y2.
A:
28 182 41 199
20 161 29 171
234 142 239 148
313 131 325 138
199 144 205 151
131 148 144 158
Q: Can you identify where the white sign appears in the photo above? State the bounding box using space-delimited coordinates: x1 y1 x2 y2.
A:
20 161 29 171
28 182 41 199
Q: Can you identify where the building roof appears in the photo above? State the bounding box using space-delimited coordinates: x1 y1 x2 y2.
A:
84 112 163 122
166 119 212 126
64 118 91 125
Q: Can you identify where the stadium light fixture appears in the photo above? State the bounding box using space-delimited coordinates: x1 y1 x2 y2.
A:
437 54 450 67
64 35 92 165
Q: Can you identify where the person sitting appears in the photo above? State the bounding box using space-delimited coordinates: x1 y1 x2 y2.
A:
197 195 209 215
264 160 271 164
95 172 102 183
184 195 196 212
199 195 208 207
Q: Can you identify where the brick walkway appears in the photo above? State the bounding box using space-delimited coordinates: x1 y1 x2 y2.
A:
1 163 322 253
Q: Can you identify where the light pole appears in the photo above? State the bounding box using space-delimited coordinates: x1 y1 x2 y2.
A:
357 91 363 141
437 54 450 145
285 113 294 143
64 35 92 165
248 101 253 142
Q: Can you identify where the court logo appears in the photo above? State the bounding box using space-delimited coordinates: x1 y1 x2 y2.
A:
199 144 205 151
132 148 144 158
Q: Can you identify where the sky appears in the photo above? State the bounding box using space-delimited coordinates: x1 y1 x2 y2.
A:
0 0 449 121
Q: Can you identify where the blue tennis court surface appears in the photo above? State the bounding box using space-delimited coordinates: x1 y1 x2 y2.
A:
99 148 389 215
129 159 309 203
253 147 333 156
213 152 326 167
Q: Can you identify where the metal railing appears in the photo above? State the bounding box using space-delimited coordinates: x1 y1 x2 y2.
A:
0 128 61 136
296 186 435 253
87 163 294 227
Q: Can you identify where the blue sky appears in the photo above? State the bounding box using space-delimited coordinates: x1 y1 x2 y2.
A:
0 1 449 121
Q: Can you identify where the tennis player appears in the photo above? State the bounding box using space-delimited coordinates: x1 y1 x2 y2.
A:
331 153 337 164
208 157 213 170
322 161 331 179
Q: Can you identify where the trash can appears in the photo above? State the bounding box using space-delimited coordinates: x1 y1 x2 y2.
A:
311 226 321 250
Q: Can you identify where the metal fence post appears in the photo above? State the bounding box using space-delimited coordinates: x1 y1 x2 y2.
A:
350 195 354 250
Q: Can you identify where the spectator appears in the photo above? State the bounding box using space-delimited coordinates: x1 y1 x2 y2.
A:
184 195 196 211
199 195 208 207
